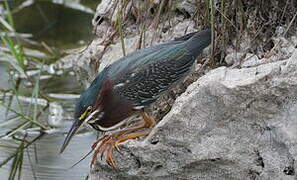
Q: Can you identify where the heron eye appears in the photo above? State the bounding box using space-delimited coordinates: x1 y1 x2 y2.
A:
87 106 92 112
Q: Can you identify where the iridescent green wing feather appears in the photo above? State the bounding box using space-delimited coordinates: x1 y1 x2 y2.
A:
113 44 194 106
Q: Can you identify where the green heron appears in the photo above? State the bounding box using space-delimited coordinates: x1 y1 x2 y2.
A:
60 29 211 168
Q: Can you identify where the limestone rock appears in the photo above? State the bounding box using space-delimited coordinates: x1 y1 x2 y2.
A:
176 0 197 15
224 52 245 65
91 50 297 180
240 53 260 68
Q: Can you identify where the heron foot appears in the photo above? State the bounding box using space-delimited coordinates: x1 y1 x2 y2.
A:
90 131 151 169
90 110 156 169
91 135 118 168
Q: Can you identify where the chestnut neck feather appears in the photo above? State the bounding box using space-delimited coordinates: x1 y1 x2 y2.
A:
93 78 134 129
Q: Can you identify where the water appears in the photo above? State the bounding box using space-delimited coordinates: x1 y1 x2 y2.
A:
0 1 100 179
0 133 97 180
0 70 99 180
0 71 99 180
12 0 96 49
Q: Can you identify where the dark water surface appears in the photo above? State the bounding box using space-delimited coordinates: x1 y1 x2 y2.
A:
12 0 95 49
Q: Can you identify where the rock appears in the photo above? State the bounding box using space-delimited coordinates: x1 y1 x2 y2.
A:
224 52 245 65
98 35 139 72
92 0 118 25
275 26 286 36
272 36 296 58
240 53 260 68
72 40 106 87
90 50 297 180
176 0 197 16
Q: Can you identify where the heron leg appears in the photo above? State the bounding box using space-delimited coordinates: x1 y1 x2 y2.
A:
91 110 156 168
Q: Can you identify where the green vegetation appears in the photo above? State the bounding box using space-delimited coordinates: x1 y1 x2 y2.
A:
0 2 52 179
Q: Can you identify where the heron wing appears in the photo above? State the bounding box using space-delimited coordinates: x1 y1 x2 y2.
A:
112 44 194 106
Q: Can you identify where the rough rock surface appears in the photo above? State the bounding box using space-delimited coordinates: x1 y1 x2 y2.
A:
176 0 197 15
90 49 297 180
66 1 297 179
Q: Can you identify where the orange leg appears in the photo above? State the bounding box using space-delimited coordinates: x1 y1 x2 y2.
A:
114 131 151 149
91 110 155 168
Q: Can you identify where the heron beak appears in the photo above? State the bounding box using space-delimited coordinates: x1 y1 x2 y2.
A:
60 109 99 153
60 119 83 153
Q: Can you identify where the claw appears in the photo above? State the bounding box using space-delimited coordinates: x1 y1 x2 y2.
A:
106 145 117 168
114 141 122 154
97 142 107 161
90 135 118 168
106 160 112 168
91 146 100 165
90 126 152 169
100 151 105 161
91 135 108 149
107 155 117 168
91 136 110 165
